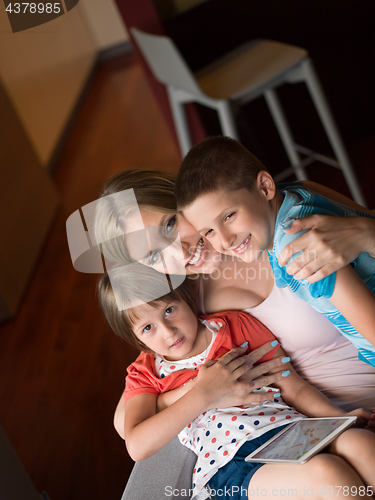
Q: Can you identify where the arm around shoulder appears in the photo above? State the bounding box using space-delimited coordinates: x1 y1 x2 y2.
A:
278 215 375 282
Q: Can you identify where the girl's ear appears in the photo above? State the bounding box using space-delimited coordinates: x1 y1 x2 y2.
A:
257 171 277 200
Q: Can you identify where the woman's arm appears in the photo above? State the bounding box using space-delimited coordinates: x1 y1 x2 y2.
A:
330 265 375 349
278 182 375 282
157 341 289 411
114 341 290 439
275 346 375 428
274 347 352 417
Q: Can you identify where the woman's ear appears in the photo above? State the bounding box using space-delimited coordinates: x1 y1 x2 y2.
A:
257 171 277 200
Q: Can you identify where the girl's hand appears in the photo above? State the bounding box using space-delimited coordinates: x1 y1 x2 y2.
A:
278 215 375 283
347 408 375 432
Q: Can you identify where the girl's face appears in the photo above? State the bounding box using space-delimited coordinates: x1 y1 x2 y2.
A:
132 299 200 361
125 209 222 275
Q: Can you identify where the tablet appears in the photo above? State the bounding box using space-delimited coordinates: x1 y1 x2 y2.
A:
245 416 357 464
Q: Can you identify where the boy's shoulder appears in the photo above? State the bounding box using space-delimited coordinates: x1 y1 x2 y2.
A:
271 186 338 298
273 184 368 259
277 183 373 224
272 187 313 260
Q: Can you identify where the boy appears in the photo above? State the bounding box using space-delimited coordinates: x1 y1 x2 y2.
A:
175 136 375 368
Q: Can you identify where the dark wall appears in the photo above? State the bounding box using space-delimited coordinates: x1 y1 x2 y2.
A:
164 0 375 143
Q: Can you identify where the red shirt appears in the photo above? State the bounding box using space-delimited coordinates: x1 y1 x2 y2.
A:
124 310 278 403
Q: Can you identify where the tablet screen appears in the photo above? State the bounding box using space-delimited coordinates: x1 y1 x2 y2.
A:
249 418 350 462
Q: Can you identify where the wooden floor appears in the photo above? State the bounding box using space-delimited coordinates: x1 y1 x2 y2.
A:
0 52 374 500
0 54 181 500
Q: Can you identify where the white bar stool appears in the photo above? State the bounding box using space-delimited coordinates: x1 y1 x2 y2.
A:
131 27 366 206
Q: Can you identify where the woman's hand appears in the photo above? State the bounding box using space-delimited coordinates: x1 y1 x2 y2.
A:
194 343 254 405
157 341 288 412
197 341 290 410
114 341 289 439
278 215 375 283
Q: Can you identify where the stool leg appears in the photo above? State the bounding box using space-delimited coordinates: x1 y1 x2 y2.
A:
168 87 193 157
264 88 307 181
217 101 240 141
301 59 366 206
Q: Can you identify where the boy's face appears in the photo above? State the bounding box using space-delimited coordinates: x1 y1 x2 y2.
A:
132 299 199 361
182 172 278 263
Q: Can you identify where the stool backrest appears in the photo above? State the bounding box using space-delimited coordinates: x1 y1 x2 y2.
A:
130 28 204 97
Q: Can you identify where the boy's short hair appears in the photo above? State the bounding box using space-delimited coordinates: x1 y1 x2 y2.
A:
176 136 267 210
97 263 197 351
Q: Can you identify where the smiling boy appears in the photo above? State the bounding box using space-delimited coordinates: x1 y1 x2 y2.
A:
175 136 375 368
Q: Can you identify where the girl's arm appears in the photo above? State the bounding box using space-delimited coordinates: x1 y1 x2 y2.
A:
114 396 126 440
125 346 254 461
278 181 375 282
125 391 205 461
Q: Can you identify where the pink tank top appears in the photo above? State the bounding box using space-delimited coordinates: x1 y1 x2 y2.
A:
198 279 375 411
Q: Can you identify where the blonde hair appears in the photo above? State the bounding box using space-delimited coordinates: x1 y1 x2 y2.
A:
94 169 177 264
97 263 197 351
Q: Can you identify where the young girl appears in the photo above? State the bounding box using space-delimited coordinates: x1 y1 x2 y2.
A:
98 263 375 500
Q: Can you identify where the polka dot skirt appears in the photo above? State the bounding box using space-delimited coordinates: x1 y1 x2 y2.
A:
154 320 304 498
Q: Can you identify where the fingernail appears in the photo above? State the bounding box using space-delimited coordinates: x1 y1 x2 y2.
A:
273 393 281 398
279 218 294 230
241 341 248 347
282 357 290 364
271 340 278 347
282 371 291 377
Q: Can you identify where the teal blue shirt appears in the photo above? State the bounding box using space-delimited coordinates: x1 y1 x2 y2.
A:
269 185 375 368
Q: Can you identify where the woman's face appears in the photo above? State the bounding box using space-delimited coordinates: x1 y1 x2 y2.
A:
125 209 222 275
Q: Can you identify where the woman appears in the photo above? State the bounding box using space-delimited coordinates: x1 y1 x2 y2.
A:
94 169 375 496
95 168 375 409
